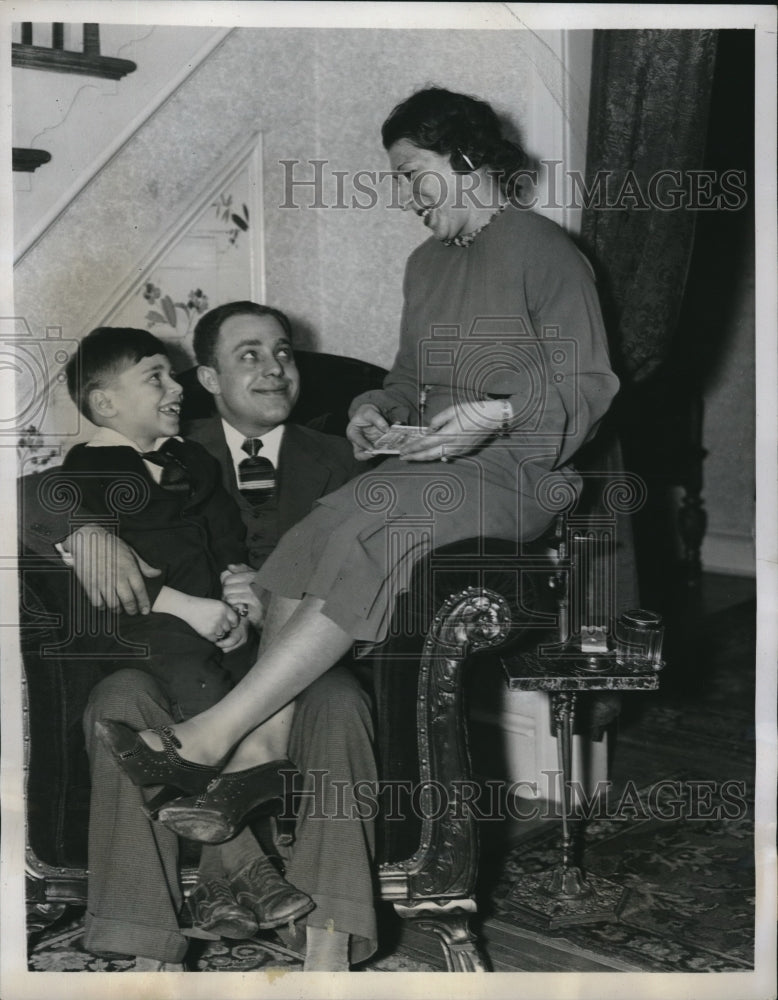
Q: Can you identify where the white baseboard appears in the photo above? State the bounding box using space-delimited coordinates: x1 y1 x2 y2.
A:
702 530 756 576
469 690 608 803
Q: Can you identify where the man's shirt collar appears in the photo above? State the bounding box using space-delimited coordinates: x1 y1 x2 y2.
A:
221 419 284 471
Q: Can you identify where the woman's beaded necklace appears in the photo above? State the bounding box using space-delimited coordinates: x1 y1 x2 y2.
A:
442 201 508 248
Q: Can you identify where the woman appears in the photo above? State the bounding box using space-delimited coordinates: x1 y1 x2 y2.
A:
101 86 618 841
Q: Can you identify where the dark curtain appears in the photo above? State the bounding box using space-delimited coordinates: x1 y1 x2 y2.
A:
581 29 719 382
577 30 721 619
578 27 754 689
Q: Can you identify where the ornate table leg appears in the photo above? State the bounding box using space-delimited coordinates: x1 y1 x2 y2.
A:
547 692 590 898
505 691 628 927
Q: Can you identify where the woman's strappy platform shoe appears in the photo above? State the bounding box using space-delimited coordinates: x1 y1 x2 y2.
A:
156 759 297 844
95 720 224 816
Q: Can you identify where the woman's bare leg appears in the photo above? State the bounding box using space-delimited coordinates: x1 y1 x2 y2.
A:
217 596 300 772
143 595 354 765
217 703 295 772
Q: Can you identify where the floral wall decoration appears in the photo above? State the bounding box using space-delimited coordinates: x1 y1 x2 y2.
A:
212 193 250 246
17 425 62 472
142 281 210 336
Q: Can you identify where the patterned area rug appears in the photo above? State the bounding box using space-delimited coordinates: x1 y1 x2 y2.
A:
27 913 437 973
488 777 755 972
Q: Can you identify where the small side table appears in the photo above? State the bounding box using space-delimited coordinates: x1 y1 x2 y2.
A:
500 642 662 927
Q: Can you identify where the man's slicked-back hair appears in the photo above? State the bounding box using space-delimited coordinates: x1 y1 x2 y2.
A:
193 301 293 369
66 326 169 421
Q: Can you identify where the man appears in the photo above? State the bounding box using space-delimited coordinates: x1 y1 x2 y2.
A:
23 301 377 972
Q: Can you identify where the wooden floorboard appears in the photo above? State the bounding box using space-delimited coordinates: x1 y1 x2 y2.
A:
480 917 644 972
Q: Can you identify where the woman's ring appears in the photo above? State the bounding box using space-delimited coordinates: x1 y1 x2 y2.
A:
440 446 449 463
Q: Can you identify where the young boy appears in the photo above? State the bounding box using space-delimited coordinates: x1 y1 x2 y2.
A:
63 327 250 716
63 327 312 966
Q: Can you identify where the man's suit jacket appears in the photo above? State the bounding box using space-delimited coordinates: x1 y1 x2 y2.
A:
186 416 361 547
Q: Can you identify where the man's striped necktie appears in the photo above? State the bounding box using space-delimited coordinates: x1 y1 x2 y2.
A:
238 437 276 506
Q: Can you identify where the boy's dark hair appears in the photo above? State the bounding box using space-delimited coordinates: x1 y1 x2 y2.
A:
193 301 293 369
66 326 169 421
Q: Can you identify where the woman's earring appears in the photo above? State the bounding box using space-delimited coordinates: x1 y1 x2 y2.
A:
457 148 476 171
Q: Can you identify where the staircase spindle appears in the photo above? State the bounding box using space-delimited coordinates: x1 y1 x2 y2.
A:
82 24 100 56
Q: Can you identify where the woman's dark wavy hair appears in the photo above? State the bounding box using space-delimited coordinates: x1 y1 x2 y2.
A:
381 86 527 196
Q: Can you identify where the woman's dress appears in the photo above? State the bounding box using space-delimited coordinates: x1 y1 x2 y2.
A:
257 205 619 643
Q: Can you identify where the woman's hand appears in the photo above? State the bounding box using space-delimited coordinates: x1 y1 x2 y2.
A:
220 563 264 628
346 403 391 460
398 400 508 462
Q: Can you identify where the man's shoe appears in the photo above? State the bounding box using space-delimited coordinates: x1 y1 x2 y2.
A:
184 879 259 940
231 856 315 930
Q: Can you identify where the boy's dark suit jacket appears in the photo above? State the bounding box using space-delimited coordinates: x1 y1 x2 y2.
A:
58 436 250 714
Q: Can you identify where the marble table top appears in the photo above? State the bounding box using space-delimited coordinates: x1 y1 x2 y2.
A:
501 637 663 692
